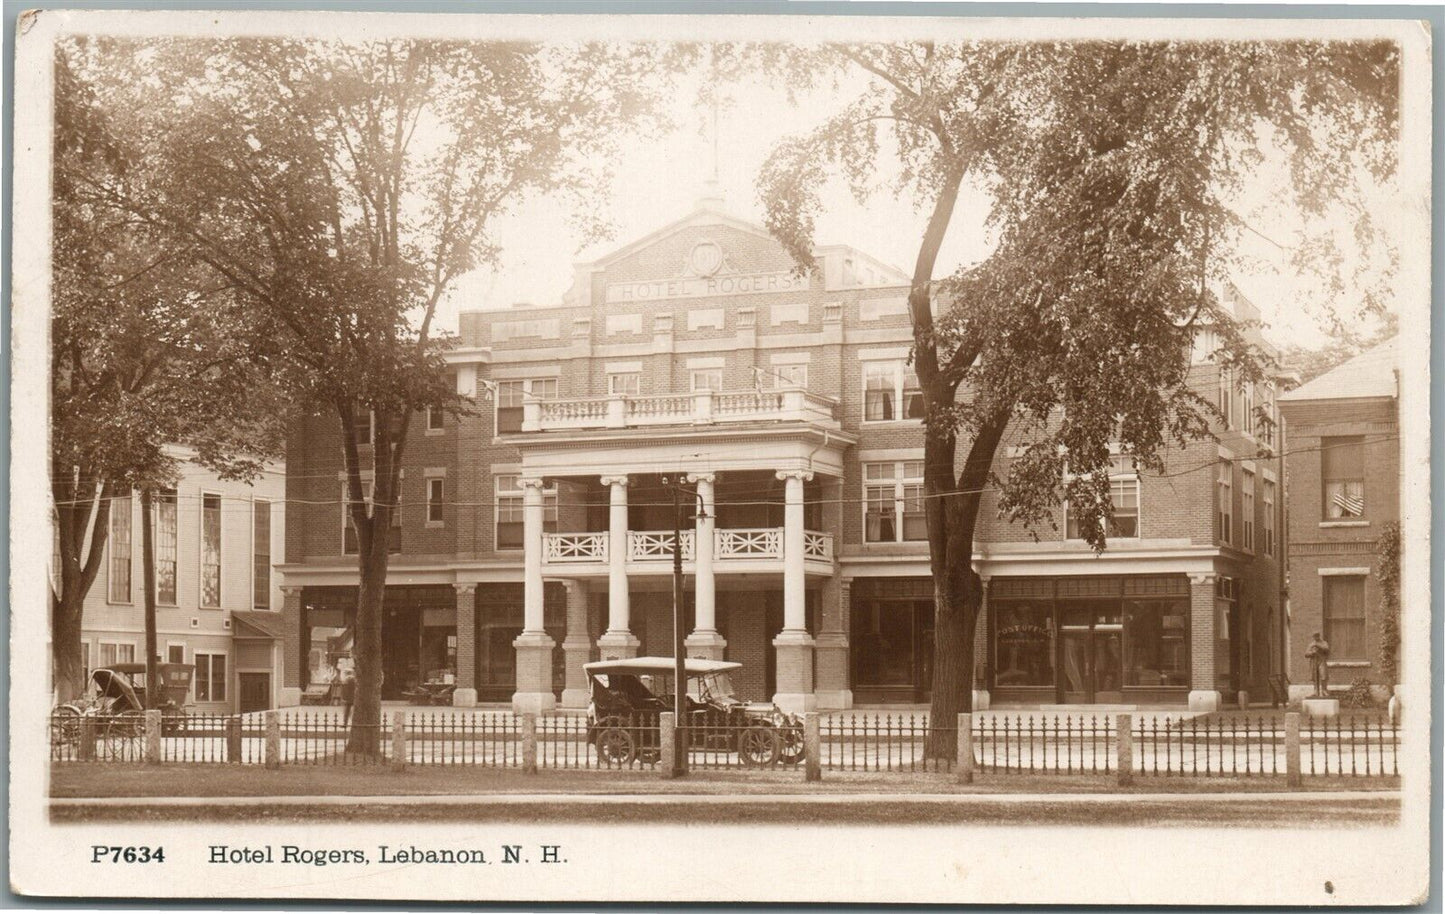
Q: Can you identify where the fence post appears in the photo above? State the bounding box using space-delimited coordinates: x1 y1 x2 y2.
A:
144 710 162 765
1116 713 1133 787
1285 711 1302 788
264 710 280 770
391 710 407 770
521 713 539 775
659 712 677 778
79 713 96 762
226 716 242 763
804 712 821 782
957 713 974 785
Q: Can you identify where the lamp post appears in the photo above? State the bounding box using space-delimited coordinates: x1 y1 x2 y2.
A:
661 475 706 775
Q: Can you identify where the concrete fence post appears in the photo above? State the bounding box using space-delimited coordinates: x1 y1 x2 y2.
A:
1115 713 1133 786
804 712 821 782
659 712 677 778
957 713 974 785
79 713 97 762
225 716 242 763
264 710 281 770
391 710 407 770
521 713 539 775
144 710 162 765
1285 712 1302 788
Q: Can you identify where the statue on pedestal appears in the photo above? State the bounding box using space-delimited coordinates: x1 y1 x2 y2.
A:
1305 632 1331 698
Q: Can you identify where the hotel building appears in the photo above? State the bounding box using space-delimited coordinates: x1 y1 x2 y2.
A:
279 197 1288 713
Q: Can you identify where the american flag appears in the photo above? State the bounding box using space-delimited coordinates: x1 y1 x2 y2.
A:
1333 489 1364 517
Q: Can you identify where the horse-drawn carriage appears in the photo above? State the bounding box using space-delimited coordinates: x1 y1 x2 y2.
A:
52 663 195 747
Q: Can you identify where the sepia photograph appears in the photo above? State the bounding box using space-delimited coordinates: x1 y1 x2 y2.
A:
8 6 1434 904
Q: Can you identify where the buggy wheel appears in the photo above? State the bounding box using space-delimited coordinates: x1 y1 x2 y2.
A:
738 726 780 767
51 705 82 746
778 724 805 765
595 727 637 766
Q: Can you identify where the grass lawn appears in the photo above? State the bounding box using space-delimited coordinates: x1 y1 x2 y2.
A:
50 762 1398 799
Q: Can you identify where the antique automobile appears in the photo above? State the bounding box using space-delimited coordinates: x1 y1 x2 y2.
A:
51 663 196 744
584 657 804 766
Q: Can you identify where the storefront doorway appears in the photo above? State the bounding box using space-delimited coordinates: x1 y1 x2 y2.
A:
850 579 934 704
1057 603 1124 703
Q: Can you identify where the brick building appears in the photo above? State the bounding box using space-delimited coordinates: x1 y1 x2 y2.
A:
1277 337 1399 696
67 448 288 713
279 197 1288 712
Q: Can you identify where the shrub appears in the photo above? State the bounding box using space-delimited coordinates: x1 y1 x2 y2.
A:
1342 676 1378 709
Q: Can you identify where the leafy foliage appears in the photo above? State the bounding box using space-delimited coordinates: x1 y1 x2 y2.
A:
1377 520 1401 684
1342 676 1379 710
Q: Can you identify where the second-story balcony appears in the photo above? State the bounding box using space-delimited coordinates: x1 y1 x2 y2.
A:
540 527 834 574
520 388 839 433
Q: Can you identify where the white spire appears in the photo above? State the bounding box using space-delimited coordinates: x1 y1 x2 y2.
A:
695 95 725 211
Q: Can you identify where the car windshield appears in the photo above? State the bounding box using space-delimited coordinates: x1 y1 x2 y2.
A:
696 672 737 702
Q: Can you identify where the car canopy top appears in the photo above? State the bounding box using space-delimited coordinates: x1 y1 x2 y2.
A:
583 657 741 677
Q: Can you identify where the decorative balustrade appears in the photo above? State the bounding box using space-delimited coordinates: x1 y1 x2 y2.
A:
803 531 833 560
520 388 839 432
541 528 832 567
543 532 608 563
716 528 782 559
627 530 695 561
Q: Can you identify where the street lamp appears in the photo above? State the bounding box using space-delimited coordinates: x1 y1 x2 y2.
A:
660 474 706 775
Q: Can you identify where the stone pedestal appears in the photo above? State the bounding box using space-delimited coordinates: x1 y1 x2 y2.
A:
771 631 816 714
451 688 478 708
561 635 592 709
1288 684 1317 704
596 631 640 661
971 690 991 711
684 630 727 661
1388 691 1401 724
1187 689 1221 712
278 687 302 708
1302 697 1340 719
813 632 853 710
511 630 556 714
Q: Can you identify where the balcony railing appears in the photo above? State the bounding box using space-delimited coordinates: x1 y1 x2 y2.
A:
540 529 833 566
521 388 838 432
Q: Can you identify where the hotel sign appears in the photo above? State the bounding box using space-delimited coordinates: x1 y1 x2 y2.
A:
606 270 810 303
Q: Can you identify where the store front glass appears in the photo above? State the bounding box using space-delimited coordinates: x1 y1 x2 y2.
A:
849 578 934 703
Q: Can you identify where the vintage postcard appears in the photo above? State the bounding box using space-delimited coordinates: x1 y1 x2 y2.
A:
9 7 1433 904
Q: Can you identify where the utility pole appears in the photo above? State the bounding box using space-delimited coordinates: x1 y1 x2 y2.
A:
661 476 706 775
140 487 158 706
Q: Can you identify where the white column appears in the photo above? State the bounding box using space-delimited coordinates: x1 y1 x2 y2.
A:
597 475 639 659
521 477 546 633
685 473 726 660
778 470 812 632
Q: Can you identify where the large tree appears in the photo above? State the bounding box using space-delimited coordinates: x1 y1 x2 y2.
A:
51 40 286 702
92 38 679 751
758 40 1398 746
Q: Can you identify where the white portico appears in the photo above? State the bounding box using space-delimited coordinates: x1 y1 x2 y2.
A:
504 390 852 714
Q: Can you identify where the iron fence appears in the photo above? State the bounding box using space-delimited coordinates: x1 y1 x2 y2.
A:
276 711 391 766
681 713 805 770
402 712 520 767
975 714 1113 774
1302 715 1399 778
542 712 659 771
820 713 956 773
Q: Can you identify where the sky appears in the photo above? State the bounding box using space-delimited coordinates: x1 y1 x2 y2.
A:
436 67 1400 354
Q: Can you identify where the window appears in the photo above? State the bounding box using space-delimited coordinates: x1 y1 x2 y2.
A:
98 641 136 668
864 461 926 543
81 641 92 685
1218 367 1233 429
1217 461 1233 545
496 378 557 433
1323 576 1367 661
427 478 445 524
993 602 1056 687
608 372 640 396
1322 436 1365 519
1260 385 1278 448
1065 455 1140 539
494 475 557 550
342 479 402 555
1242 382 1255 435
771 363 807 388
156 489 177 605
167 644 186 664
1263 478 1277 556
1123 600 1189 687
253 499 270 609
108 493 132 603
863 362 924 422
690 368 723 392
426 405 444 432
1241 471 1255 552
201 493 222 607
195 652 227 702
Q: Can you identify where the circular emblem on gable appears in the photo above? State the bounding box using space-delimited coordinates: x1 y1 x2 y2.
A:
689 241 724 278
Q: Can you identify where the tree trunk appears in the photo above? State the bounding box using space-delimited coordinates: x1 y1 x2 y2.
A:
51 590 87 703
51 475 112 703
141 488 159 705
346 536 389 755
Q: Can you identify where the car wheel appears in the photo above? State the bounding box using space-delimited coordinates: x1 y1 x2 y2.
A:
778 725 805 765
738 726 780 767
595 726 637 766
51 705 82 746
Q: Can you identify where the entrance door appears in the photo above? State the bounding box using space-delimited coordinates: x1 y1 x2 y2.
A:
238 672 270 713
1057 602 1125 703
